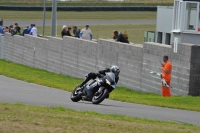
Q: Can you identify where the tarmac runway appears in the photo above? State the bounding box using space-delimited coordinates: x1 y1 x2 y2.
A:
0 75 200 125
4 19 156 27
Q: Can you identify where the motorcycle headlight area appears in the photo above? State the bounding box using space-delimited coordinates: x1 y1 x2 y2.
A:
105 79 111 85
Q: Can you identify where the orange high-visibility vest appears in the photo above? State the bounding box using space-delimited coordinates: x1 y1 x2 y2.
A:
161 60 172 97
161 61 172 81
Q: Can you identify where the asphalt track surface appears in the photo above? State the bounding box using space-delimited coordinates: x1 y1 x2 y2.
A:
1 76 200 125
4 20 156 27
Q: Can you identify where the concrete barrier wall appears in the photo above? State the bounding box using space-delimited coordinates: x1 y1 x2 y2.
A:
96 40 144 91
189 44 200 95
34 37 48 70
4 33 15 62
23 35 35 67
47 37 62 74
13 35 24 64
170 43 193 95
1 33 200 96
60 37 98 78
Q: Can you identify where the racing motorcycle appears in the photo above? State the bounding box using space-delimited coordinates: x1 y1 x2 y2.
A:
70 72 116 104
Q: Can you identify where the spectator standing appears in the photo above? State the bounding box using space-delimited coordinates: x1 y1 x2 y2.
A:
0 26 4 34
30 24 37 37
23 25 29 36
161 55 172 97
14 23 21 35
62 25 67 30
65 27 72 37
113 30 129 44
10 28 15 35
9 25 13 33
61 25 68 38
27 24 33 34
72 26 80 38
80 24 92 40
4 26 9 33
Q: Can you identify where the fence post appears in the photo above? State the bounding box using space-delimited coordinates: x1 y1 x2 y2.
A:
42 0 46 37
0 36 4 59
51 0 57 36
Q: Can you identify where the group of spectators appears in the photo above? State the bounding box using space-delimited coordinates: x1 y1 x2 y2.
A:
22 24 37 37
61 24 129 43
1 22 129 44
0 23 37 37
61 24 93 41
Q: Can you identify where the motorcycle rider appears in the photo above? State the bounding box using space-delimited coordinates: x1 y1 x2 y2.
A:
78 66 120 101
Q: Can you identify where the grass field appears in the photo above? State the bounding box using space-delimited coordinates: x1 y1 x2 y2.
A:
0 103 199 133
36 24 156 44
0 59 200 112
0 11 157 20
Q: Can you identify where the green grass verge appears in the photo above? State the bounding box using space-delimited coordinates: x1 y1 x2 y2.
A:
0 11 156 20
0 102 199 133
36 24 156 44
0 59 200 111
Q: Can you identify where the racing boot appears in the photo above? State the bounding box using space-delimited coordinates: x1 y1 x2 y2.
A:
105 94 110 99
82 95 90 101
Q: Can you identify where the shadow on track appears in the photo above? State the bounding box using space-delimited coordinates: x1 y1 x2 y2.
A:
77 101 131 108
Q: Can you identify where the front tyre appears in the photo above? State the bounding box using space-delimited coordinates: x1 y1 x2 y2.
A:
92 88 109 104
71 87 81 102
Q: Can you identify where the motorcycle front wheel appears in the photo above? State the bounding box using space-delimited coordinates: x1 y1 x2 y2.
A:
70 87 82 102
92 88 109 104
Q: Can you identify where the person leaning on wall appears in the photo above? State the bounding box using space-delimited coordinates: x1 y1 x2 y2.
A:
80 24 92 40
113 30 129 44
0 25 4 34
29 24 37 37
72 25 80 38
10 28 15 35
4 26 9 33
23 25 29 36
61 25 67 38
65 27 73 37
27 24 34 34
14 23 21 35
8 25 13 33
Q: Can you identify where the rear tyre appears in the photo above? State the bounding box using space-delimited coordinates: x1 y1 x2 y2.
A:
92 88 109 104
71 87 81 102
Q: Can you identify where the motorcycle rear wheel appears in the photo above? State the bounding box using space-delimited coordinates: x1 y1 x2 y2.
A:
92 88 109 104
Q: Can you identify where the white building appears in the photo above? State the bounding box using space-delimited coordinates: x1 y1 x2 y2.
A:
156 0 200 48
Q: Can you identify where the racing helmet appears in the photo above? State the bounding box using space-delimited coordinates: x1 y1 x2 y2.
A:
110 66 120 76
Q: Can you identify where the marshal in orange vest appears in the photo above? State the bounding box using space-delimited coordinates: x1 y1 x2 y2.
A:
161 56 172 97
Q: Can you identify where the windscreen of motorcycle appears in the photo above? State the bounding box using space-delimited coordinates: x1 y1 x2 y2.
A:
104 72 116 89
